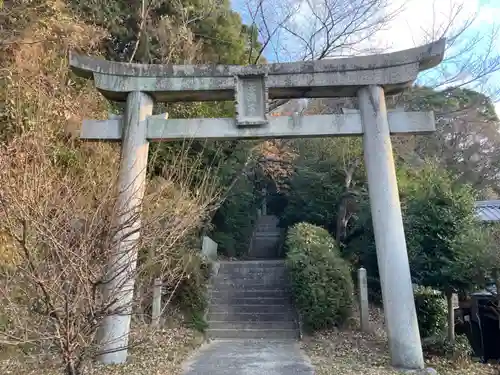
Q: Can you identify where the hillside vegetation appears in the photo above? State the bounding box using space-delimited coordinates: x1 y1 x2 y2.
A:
0 0 262 372
1 0 500 374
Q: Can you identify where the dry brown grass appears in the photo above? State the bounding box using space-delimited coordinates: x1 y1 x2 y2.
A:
303 307 499 375
0 0 117 181
0 318 204 375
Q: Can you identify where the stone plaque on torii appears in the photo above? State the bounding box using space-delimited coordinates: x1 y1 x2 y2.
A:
69 39 446 370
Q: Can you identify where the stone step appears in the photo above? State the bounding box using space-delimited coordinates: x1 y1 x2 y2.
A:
207 328 299 340
217 265 286 276
254 215 280 225
213 276 288 285
210 297 291 305
207 311 296 322
253 234 281 239
208 321 297 330
254 222 280 229
215 268 287 277
252 227 281 232
210 283 289 292
210 304 293 314
209 289 290 299
214 273 287 282
248 244 281 258
215 272 286 280
218 260 285 269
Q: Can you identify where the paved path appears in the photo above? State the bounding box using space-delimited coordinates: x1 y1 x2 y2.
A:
182 340 315 375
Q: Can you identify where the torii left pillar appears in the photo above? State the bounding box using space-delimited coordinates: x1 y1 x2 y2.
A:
97 92 153 364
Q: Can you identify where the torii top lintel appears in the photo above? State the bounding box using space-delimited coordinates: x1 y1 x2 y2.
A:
69 39 445 103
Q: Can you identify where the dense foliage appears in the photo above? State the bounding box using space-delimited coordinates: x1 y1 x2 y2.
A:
285 223 354 331
413 286 447 339
403 164 483 294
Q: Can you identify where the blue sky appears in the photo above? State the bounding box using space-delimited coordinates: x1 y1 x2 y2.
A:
231 0 500 114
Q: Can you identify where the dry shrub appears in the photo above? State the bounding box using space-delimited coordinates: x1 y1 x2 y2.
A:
0 2 222 373
0 128 220 374
150 15 202 64
0 130 118 373
0 0 110 147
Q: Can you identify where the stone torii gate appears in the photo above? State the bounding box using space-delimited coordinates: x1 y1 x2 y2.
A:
69 39 446 370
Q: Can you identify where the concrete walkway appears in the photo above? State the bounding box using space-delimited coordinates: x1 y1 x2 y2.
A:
182 340 315 375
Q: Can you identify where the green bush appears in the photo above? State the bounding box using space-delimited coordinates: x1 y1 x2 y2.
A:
422 334 472 361
285 222 354 331
413 285 447 338
171 253 212 333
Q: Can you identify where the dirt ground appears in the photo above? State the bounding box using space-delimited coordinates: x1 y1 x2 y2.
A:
2 308 499 375
302 308 499 375
0 322 204 375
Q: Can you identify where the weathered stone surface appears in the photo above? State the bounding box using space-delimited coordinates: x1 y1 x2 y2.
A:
201 236 218 263
358 267 370 332
398 368 438 374
208 311 296 322
207 260 298 340
69 39 445 102
206 329 299 340
248 215 282 259
80 111 436 141
97 91 153 365
201 236 219 276
234 74 269 126
181 340 314 375
358 85 424 369
419 368 438 375
144 110 436 139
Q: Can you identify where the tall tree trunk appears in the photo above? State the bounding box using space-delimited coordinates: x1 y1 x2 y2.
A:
335 163 357 246
446 290 455 343
65 357 78 375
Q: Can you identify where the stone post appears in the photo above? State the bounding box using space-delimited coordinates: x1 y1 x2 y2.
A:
98 91 153 364
446 291 455 342
152 278 162 327
357 85 424 369
358 267 370 332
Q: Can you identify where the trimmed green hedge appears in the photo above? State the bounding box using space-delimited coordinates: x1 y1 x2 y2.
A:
285 222 354 331
413 285 447 338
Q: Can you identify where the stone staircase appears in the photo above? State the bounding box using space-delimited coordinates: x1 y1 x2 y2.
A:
206 260 299 339
248 215 283 259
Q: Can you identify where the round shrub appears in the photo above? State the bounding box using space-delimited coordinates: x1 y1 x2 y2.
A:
413 285 447 338
285 222 354 331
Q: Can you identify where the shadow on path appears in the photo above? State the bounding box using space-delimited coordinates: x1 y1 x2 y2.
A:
182 339 315 375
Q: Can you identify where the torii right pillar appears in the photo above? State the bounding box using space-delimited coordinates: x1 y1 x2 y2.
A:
358 85 424 369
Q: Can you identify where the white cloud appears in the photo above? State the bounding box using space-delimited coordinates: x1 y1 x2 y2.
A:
370 0 498 52
237 0 500 96
495 102 500 118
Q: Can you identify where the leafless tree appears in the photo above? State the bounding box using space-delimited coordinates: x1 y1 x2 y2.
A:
0 130 220 375
258 0 500 195
242 0 500 113
246 0 398 63
126 0 220 64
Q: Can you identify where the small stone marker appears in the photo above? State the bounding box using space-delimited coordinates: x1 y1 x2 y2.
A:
358 267 370 332
152 278 162 327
